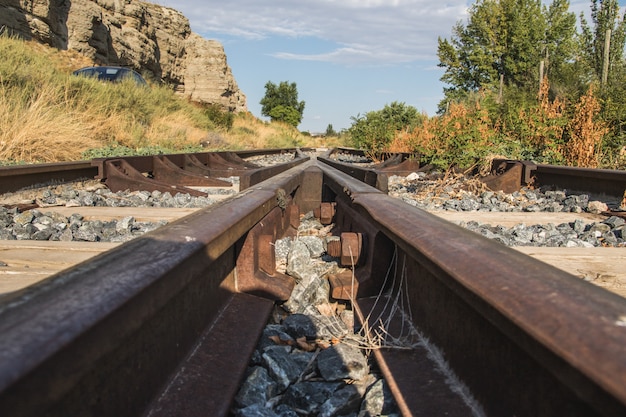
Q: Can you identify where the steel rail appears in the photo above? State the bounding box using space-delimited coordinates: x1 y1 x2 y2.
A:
318 160 626 417
0 160 316 417
318 148 420 193
0 149 310 196
92 149 310 195
0 161 97 194
532 164 626 202
483 160 626 201
0 155 624 416
322 150 626 203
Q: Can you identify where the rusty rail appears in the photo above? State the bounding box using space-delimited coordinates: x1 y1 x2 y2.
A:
318 160 626 417
0 153 625 416
0 161 317 417
0 148 309 196
483 159 626 201
318 148 421 193
93 149 309 194
323 150 626 202
532 164 626 201
0 161 97 194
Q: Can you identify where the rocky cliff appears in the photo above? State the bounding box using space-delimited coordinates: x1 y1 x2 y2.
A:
0 0 247 112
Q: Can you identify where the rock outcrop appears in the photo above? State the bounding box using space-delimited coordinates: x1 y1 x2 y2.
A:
0 0 246 112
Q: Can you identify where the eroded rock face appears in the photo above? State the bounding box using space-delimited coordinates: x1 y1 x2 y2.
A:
0 0 247 112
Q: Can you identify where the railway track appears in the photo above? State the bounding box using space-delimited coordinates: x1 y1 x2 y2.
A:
0 149 625 416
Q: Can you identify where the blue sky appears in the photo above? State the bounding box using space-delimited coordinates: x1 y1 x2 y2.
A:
155 0 606 133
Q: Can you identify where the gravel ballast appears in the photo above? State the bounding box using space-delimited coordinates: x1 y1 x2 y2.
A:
1 166 624 247
232 213 404 417
388 173 625 248
0 180 236 242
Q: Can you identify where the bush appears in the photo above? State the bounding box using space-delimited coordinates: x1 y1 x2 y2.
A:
348 102 424 152
203 104 234 130
386 82 610 170
390 100 502 169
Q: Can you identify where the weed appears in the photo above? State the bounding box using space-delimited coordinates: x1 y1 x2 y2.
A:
564 85 607 167
378 79 611 170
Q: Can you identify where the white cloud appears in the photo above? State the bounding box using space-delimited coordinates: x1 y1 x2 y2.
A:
271 44 417 66
157 0 469 65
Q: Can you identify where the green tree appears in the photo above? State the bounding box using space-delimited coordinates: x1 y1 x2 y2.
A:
437 0 577 109
579 0 626 84
543 0 579 92
260 81 305 127
579 0 626 159
267 105 302 128
348 102 424 151
325 124 337 136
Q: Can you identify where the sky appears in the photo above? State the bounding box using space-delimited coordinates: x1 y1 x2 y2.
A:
155 0 605 133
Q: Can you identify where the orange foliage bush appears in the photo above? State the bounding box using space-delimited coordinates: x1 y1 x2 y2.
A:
385 79 608 169
564 85 607 167
387 99 498 168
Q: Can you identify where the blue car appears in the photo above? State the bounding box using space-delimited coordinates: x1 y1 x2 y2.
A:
72 66 148 86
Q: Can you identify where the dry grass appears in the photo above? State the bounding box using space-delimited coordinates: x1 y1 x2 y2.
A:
222 113 302 149
0 36 347 163
517 77 567 163
564 85 608 167
350 246 487 416
143 113 211 147
0 82 101 162
220 112 347 150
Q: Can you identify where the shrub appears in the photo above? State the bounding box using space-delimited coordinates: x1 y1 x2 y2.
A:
512 78 569 164
202 104 234 130
564 85 607 167
348 102 424 152
379 81 611 170
389 99 501 169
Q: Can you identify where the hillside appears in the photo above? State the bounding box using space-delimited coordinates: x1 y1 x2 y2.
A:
0 35 344 163
0 0 245 112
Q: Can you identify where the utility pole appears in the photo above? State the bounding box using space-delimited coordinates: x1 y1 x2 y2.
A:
539 60 544 95
602 29 611 86
539 47 548 96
